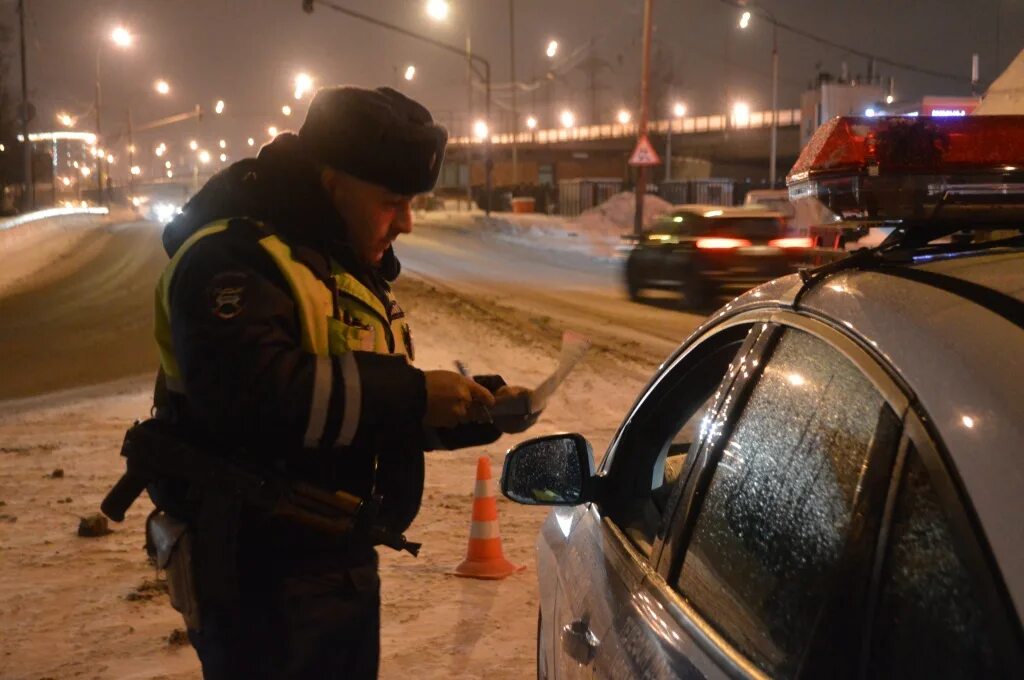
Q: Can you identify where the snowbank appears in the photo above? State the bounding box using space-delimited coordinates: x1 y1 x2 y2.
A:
975 48 1024 114
0 210 116 295
415 192 674 261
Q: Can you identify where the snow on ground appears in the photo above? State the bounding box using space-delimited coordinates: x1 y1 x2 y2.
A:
417 191 673 261
0 217 656 678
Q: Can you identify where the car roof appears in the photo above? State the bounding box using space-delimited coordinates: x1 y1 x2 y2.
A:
668 204 785 220
715 249 1024 620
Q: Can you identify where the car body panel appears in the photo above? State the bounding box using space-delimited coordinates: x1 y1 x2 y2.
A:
535 249 1024 677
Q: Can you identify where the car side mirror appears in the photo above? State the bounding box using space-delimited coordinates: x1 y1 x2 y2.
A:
500 433 598 506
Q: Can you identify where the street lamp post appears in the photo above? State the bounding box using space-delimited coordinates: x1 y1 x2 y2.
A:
739 5 779 187
95 25 133 206
633 0 654 236
127 79 171 199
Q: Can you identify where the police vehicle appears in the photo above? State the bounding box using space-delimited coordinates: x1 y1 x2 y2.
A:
502 115 1024 679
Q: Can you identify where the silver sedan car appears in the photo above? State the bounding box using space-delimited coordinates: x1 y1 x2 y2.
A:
503 239 1024 678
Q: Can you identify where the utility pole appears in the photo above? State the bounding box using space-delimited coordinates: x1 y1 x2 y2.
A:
633 0 654 236
18 0 33 210
508 0 518 184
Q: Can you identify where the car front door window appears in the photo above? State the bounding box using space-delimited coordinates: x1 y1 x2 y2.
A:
674 328 897 678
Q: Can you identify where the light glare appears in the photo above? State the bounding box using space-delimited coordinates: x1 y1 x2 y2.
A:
110 26 133 48
425 0 450 21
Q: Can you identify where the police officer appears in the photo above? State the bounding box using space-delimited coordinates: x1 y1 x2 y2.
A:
150 86 535 678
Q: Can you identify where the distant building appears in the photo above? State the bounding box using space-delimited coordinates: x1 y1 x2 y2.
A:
800 74 884 145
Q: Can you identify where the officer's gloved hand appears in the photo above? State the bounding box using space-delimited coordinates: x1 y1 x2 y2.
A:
492 385 542 434
423 370 496 429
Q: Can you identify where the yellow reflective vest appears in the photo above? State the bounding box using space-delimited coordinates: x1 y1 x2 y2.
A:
155 219 414 397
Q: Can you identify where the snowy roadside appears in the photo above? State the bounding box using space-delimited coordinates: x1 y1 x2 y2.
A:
0 272 656 679
415 191 674 262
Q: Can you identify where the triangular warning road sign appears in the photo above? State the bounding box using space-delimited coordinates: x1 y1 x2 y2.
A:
629 135 661 166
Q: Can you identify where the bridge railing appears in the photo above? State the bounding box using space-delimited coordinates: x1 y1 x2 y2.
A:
448 108 802 146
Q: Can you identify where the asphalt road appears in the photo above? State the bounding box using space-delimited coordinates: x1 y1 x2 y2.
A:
397 222 707 360
0 217 706 402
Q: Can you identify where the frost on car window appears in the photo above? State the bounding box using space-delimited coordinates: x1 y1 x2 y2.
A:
504 437 584 505
869 448 1003 678
676 328 887 678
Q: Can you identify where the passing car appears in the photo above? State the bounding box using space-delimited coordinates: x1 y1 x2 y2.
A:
503 115 1024 679
623 205 809 308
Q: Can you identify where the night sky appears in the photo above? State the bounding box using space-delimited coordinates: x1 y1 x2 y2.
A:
11 0 1022 177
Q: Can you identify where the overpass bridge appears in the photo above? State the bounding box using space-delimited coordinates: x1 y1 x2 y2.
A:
442 108 804 189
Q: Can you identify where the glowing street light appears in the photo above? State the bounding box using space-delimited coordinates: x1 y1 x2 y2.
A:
738 10 752 29
886 94 895 104
57 112 74 127
282 105 292 116
247 137 255 147
198 150 211 164
616 109 631 125
189 140 198 151
404 65 416 81
155 145 166 158
425 0 450 21
130 165 141 176
546 40 559 59
110 26 134 48
294 72 314 99
166 170 173 178
165 160 172 169
214 100 225 115
219 139 227 149
219 153 227 162
106 153 115 164
154 79 171 95
268 126 279 138
673 102 687 118
80 166 92 177
559 109 575 128
60 176 72 187
472 119 489 140
731 101 751 126
525 115 538 130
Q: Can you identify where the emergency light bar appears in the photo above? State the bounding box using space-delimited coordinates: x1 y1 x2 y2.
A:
787 116 1024 223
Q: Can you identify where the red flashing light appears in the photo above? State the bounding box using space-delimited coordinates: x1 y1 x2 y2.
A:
788 115 1024 182
787 115 1024 222
768 237 814 248
696 237 752 249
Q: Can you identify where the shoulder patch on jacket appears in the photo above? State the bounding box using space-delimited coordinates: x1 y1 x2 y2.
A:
208 271 249 320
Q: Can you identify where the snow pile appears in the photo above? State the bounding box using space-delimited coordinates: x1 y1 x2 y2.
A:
416 191 674 261
975 48 1024 115
571 191 673 239
0 211 113 295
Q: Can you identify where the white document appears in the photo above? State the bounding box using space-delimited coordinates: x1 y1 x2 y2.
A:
528 330 592 414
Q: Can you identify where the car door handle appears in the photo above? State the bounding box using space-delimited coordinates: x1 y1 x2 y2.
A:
561 618 600 665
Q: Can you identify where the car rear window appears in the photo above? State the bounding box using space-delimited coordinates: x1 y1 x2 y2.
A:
703 217 784 240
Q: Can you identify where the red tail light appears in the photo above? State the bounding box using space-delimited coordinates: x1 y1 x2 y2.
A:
696 237 752 249
768 237 814 248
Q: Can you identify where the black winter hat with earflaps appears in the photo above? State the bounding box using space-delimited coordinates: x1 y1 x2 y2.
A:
297 86 448 196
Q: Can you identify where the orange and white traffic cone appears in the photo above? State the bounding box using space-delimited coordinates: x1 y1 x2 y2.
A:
452 455 525 580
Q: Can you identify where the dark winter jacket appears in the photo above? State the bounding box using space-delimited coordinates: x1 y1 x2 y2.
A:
155 134 499 577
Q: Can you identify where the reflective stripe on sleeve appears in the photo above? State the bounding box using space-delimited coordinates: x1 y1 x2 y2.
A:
303 356 332 447
335 352 361 446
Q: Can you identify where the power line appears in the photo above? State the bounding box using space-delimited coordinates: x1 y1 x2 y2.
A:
714 0 972 84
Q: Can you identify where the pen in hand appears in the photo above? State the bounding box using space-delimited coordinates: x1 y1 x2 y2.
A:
454 360 493 423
